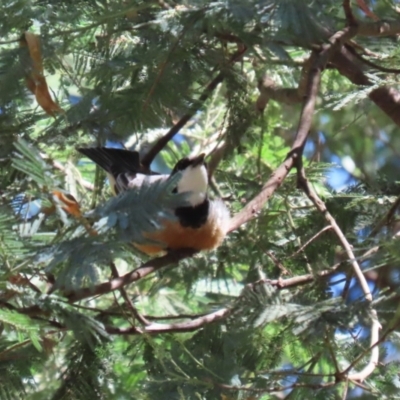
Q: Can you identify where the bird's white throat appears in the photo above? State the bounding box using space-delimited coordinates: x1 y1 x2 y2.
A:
177 164 208 206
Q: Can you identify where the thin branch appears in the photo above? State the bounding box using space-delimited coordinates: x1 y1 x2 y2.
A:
341 318 400 382
266 251 292 276
145 313 209 320
109 262 150 326
357 20 400 36
346 310 380 381
348 47 400 74
215 380 336 394
341 245 380 300
246 265 340 290
141 46 246 168
369 195 400 237
343 0 357 26
296 169 372 301
21 273 43 294
341 379 349 400
106 307 230 334
229 26 357 233
0 38 20 45
285 202 313 273
66 248 197 303
1 264 340 340
0 338 33 358
295 166 381 381
325 335 341 374
287 225 332 259
41 153 94 191
228 53 319 232
356 0 379 21
256 55 311 112
142 23 190 112
331 46 400 128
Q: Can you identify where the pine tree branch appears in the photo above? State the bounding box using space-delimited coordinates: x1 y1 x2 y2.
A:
141 45 247 168
258 7 400 130
227 56 318 232
295 160 381 382
296 168 372 300
331 45 400 127
228 25 357 233
0 264 340 337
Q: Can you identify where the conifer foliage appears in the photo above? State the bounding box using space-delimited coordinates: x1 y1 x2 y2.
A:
2 0 400 399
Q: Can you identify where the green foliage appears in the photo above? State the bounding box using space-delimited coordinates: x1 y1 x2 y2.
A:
1 0 400 399
48 341 112 400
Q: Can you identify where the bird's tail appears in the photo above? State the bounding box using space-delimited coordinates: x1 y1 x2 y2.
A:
77 147 141 174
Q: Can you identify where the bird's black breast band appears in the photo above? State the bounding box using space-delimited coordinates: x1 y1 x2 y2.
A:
175 199 209 229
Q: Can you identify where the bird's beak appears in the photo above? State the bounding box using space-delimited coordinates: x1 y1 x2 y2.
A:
190 153 206 167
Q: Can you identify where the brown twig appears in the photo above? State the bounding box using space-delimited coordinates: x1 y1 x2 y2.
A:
341 379 349 400
1 262 341 337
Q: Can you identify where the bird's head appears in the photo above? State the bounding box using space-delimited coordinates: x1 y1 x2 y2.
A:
172 153 208 206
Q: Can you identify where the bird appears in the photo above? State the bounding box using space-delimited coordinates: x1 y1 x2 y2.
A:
77 147 230 255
